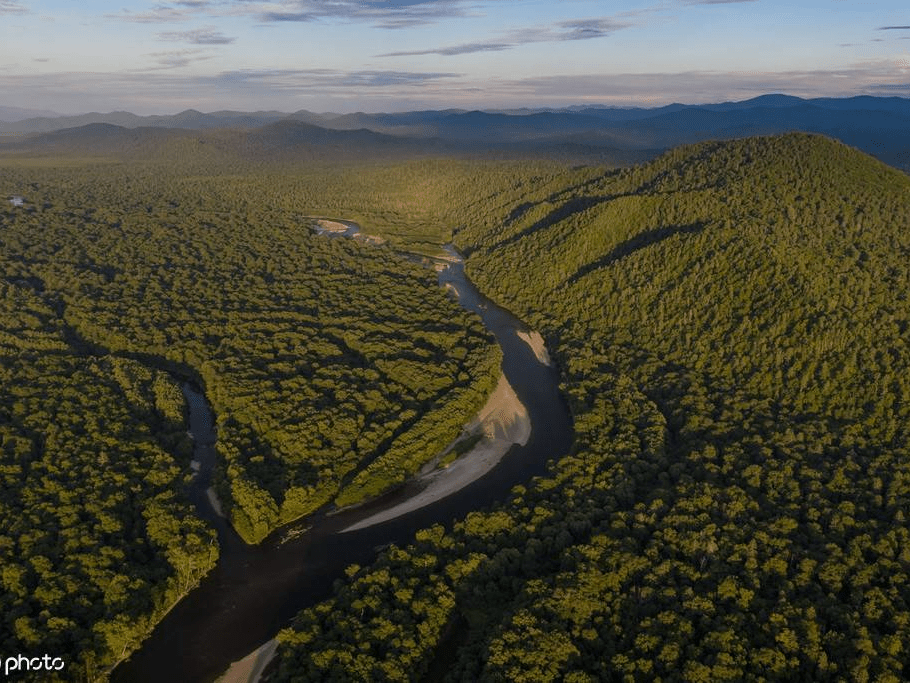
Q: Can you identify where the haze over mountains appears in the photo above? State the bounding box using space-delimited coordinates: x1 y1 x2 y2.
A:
0 106 63 122
3 95 910 170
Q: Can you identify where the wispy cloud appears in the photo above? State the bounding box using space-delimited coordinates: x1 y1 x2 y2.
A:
500 62 910 104
877 25 910 31
4 59 910 115
218 68 462 90
0 67 467 114
110 0 479 29
386 40 512 56
867 82 910 92
250 1 477 29
381 15 631 56
108 4 196 23
255 11 316 23
142 49 215 70
158 27 237 44
0 0 28 14
685 0 759 4
555 17 631 41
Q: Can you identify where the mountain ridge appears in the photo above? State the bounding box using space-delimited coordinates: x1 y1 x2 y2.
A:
3 95 909 170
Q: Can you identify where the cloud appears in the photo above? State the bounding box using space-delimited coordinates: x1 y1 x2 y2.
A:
381 15 631 56
3 63 910 116
498 62 910 105
249 1 476 28
686 0 759 4
867 82 910 93
340 70 461 87
385 40 513 56
108 4 195 23
109 0 480 29
141 49 215 70
256 11 316 22
877 26 910 31
0 0 27 13
558 18 631 41
217 68 462 91
158 27 237 44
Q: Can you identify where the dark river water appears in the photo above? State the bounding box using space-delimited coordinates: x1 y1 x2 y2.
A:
112 230 573 683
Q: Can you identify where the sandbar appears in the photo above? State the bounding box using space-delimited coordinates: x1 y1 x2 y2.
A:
313 218 349 233
215 639 277 683
341 374 529 532
516 330 553 367
207 487 226 518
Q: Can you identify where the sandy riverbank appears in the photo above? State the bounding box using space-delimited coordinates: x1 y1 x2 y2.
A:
341 374 530 532
516 330 553 367
215 639 277 683
312 218 387 244
313 218 349 233
213 375 531 677
206 488 226 518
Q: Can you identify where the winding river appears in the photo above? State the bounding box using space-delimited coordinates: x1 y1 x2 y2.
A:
112 223 573 683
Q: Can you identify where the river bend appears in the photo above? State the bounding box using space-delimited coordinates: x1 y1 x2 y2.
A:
113 223 573 683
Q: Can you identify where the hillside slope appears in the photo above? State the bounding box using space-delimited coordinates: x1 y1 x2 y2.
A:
274 134 910 681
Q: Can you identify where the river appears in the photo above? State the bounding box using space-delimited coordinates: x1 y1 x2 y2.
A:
112 223 573 683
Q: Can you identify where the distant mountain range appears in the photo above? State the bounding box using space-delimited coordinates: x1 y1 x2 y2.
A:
2 95 909 169
0 105 62 122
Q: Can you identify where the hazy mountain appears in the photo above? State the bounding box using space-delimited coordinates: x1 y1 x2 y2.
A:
418 110 615 142
703 94 910 115
0 111 150 132
0 109 288 133
4 95 910 170
316 96 910 169
0 105 62 122
571 104 910 169
10 123 198 156
4 120 460 163
243 119 452 158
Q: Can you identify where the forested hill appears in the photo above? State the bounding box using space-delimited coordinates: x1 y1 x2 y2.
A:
274 134 910 681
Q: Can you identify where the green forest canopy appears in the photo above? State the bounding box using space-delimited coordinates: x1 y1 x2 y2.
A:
0 156 506 679
273 134 910 682
2 132 910 681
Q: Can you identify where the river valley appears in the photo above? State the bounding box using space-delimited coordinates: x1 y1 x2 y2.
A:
112 223 573 683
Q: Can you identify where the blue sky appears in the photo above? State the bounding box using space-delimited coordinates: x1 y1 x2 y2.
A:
1 0 909 114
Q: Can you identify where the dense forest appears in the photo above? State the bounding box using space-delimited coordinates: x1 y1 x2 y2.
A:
3 131 910 681
0 158 504 678
272 134 910 681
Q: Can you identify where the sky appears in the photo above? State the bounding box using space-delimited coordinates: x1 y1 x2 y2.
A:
1 0 909 115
